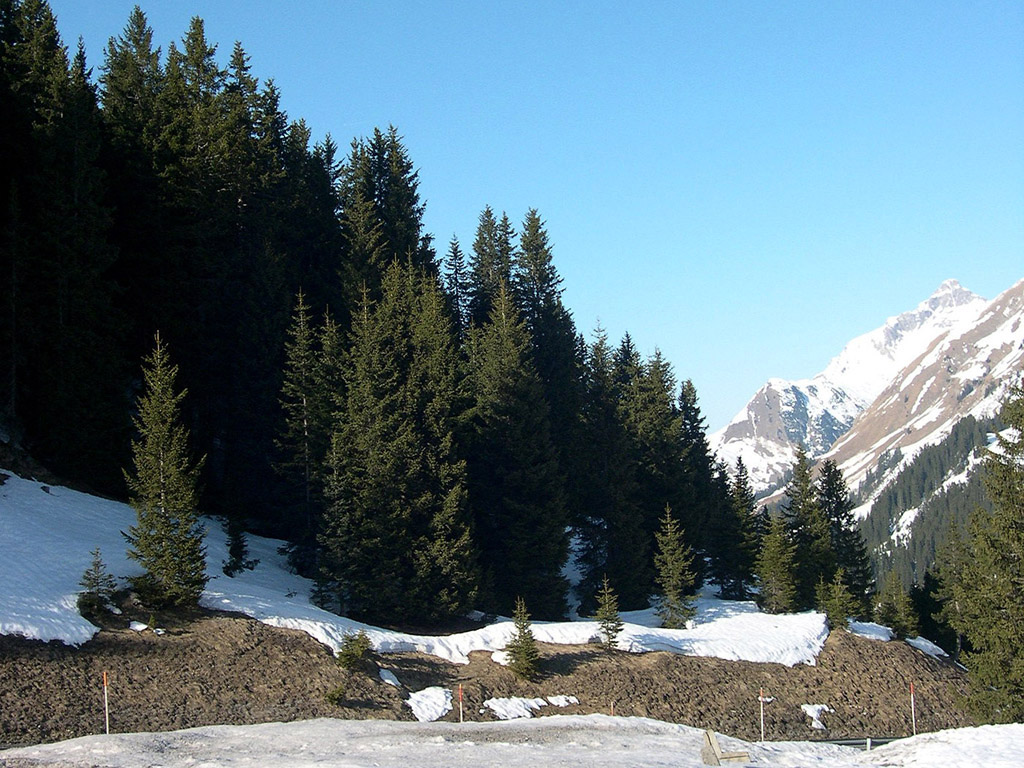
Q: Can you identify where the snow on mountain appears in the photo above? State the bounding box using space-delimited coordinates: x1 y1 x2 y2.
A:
710 279 988 493
827 278 1024 496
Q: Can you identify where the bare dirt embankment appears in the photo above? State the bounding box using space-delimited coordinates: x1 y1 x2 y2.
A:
0 612 971 748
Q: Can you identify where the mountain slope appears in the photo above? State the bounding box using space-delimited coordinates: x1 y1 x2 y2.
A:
710 280 988 493
828 278 1024 495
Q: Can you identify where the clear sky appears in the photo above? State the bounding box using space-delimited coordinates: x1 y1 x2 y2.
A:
49 0 1024 431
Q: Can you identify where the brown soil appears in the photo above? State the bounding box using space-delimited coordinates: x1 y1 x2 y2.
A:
0 611 970 748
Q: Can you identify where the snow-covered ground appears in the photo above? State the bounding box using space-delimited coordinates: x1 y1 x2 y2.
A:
4 467 1012 765
0 468 828 667
4 716 1023 768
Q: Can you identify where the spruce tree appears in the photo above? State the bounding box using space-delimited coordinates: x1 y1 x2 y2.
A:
875 571 919 640
815 568 860 632
464 284 568 619
781 447 835 609
123 334 207 607
79 547 118 615
817 459 873 618
941 384 1024 721
654 505 697 628
506 597 540 680
320 263 478 624
755 514 798 615
574 327 649 613
594 575 624 650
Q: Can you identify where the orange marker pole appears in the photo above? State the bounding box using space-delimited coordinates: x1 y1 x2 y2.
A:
103 671 110 735
910 682 917 736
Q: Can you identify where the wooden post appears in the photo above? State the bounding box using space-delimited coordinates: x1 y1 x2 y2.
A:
610 700 615 716
103 671 110 735
910 681 917 736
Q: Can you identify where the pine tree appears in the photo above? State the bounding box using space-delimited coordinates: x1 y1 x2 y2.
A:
817 459 873 618
467 205 512 327
79 547 118 615
506 597 540 681
123 334 207 607
654 505 697 628
875 571 919 640
707 459 757 599
574 327 649 613
941 384 1024 721
464 284 567 619
815 568 860 632
442 235 470 337
755 514 798 615
320 263 477 624
594 575 624 650
781 447 835 609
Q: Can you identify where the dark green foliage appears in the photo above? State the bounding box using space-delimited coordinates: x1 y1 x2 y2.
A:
221 515 258 577
755 514 798 615
864 415 994 588
442 235 470 337
324 684 347 706
817 459 873 617
781 447 835 609
875 571 919 640
464 285 567 619
815 569 860 631
574 328 649 613
467 206 515 327
654 506 696 628
78 547 118 616
320 263 478 624
336 629 373 671
123 335 207 607
1 3 128 489
506 597 540 681
707 458 758 599
940 385 1024 722
594 575 623 649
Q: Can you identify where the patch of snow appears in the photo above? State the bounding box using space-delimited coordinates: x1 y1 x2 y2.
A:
848 621 893 642
546 695 579 707
906 636 948 659
379 669 401 687
405 687 452 722
128 621 147 632
484 696 549 720
800 703 833 730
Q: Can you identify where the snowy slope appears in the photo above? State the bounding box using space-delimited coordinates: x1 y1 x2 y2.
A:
4 716 1023 768
828 278 1024 495
709 280 987 493
0 468 827 667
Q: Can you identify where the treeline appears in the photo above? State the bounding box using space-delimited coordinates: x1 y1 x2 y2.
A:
0 2 763 624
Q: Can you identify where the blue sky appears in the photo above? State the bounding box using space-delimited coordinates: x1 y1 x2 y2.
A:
50 1 1023 430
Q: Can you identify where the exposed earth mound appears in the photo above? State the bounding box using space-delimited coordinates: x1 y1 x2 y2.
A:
0 612 970 748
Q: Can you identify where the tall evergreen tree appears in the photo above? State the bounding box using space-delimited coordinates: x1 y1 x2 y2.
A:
320 263 477 624
594 575 624 650
755 513 798 615
441 235 470 338
123 334 207 607
464 284 567 619
941 384 1024 722
707 459 756 599
781 447 835 609
653 505 697 628
574 327 649 612
817 459 873 617
467 205 512 327
875 570 919 640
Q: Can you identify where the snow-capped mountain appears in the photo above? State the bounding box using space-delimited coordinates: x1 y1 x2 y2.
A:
827 278 1024 495
709 280 988 494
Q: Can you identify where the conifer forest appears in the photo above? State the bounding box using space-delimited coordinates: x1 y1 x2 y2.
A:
3 8 1023 723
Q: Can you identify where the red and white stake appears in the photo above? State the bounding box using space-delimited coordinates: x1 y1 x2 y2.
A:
759 687 765 742
102 671 110 735
910 682 917 736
